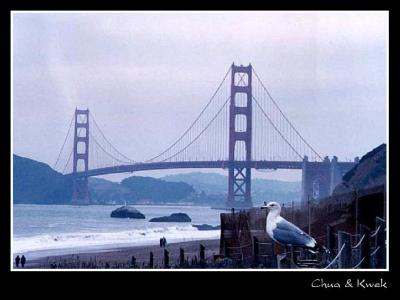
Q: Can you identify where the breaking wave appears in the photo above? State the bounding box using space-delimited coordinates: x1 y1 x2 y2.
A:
13 225 220 255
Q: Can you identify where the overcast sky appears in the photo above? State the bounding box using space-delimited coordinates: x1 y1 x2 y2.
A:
12 11 388 182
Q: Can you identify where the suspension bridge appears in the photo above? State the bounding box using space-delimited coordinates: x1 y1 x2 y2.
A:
53 63 357 208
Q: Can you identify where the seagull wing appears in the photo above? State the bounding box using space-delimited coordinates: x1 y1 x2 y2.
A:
273 218 316 247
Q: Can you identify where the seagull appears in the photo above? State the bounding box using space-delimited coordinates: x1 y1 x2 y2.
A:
261 201 327 252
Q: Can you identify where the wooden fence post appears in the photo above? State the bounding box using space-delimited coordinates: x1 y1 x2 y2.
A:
291 200 294 223
149 252 154 269
179 248 185 267
163 249 170 269
375 217 386 268
289 246 296 268
326 225 335 253
338 231 351 268
131 256 136 268
276 254 283 269
253 236 259 264
359 224 371 268
200 244 205 260
307 198 311 235
200 244 205 267
271 240 277 268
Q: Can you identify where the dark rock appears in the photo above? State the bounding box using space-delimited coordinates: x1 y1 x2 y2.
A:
110 206 145 219
192 224 221 231
149 213 191 222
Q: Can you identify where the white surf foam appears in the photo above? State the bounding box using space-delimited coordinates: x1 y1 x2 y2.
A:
13 225 220 256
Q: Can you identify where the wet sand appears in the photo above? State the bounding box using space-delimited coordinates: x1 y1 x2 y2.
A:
24 239 221 269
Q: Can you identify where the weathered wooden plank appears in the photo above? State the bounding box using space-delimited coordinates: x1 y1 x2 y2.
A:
338 231 351 268
375 217 386 268
359 224 371 268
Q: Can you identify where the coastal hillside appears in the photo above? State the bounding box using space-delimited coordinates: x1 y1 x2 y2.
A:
333 143 386 195
13 155 72 204
162 172 301 205
13 155 196 205
13 155 301 205
87 177 128 204
89 177 208 205
120 176 195 204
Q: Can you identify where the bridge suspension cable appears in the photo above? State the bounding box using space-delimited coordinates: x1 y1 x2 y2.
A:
252 67 323 161
62 123 86 174
88 131 133 165
252 96 303 160
145 65 232 163
53 112 75 170
62 148 73 174
89 111 135 164
55 110 137 174
55 63 325 175
159 96 231 162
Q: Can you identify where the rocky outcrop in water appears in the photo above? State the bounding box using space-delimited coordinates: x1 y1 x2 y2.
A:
110 206 145 219
192 224 221 230
149 213 191 222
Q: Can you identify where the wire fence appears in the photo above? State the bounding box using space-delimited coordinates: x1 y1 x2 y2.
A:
37 216 386 270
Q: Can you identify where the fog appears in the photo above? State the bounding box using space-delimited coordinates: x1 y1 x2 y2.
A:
12 11 387 182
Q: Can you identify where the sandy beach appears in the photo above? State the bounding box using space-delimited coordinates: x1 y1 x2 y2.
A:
22 239 221 269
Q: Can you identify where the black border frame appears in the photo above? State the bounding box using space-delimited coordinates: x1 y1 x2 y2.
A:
2 2 397 293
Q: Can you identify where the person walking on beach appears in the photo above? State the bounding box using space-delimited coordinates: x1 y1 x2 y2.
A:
21 255 26 268
162 237 167 247
15 255 20 268
160 238 163 248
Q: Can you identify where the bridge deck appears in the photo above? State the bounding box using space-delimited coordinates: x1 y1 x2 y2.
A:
67 160 355 178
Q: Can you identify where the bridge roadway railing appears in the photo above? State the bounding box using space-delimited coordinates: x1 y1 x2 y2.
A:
66 160 305 178
66 160 355 178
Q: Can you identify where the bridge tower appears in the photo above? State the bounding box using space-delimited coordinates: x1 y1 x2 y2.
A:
71 108 90 205
227 64 253 209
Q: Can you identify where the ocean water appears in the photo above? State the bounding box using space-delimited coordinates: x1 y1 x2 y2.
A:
13 204 223 258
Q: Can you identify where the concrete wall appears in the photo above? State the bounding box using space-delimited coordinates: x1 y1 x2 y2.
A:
301 156 357 206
